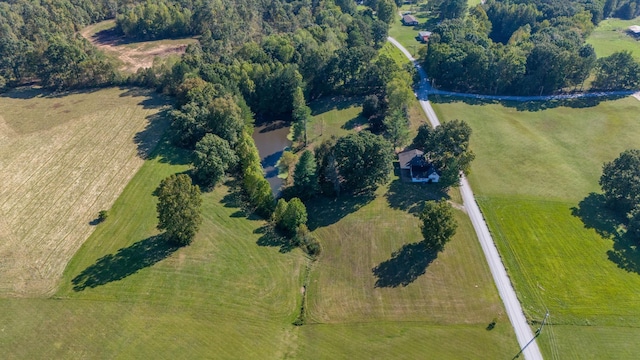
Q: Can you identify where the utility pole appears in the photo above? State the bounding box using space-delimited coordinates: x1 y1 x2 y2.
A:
512 311 549 359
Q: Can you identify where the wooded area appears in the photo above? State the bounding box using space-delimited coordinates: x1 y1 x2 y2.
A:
423 0 640 95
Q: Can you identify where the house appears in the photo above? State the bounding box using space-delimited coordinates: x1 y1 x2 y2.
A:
629 25 640 37
418 31 432 43
402 14 419 26
398 149 440 183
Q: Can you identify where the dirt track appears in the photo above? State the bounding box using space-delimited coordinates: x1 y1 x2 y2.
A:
80 21 194 73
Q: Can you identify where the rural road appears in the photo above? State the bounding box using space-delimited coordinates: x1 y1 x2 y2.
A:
388 36 544 360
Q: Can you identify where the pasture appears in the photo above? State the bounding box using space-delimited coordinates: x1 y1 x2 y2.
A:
1 88 517 357
0 87 168 297
587 16 640 61
431 95 640 359
0 139 306 357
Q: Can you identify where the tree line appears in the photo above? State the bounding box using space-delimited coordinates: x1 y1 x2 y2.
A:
423 0 640 95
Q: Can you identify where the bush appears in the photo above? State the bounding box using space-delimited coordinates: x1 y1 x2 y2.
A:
97 210 109 223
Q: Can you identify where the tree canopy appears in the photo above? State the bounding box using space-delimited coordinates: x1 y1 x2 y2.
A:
333 131 395 193
600 149 640 214
414 120 475 187
193 133 237 188
420 200 458 251
156 174 203 246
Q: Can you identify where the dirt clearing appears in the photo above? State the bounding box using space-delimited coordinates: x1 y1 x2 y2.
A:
0 87 169 296
80 20 197 73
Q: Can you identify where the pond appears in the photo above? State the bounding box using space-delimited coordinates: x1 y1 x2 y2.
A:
252 120 291 195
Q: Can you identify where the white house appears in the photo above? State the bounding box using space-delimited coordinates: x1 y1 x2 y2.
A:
398 149 440 183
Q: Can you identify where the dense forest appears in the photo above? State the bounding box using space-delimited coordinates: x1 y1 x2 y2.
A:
424 0 640 95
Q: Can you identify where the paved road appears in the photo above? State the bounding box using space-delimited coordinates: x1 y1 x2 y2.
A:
388 36 544 360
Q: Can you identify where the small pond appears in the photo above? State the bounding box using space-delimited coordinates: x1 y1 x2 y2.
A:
252 120 291 195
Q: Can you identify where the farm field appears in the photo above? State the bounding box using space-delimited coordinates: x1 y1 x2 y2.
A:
0 87 168 297
80 20 198 72
1 90 517 357
431 95 640 359
587 16 640 61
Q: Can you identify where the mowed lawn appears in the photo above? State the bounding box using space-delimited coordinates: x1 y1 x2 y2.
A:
0 140 307 358
432 96 640 359
0 87 168 297
587 16 640 61
301 101 518 356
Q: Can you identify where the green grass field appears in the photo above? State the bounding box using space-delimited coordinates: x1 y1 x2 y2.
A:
587 16 640 61
431 95 640 359
0 87 168 296
1 85 518 357
0 138 308 358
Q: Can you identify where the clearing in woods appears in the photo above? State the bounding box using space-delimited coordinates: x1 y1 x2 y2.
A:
80 20 198 73
0 87 169 297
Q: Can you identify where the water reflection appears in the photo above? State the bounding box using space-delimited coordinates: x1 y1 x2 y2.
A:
252 120 291 195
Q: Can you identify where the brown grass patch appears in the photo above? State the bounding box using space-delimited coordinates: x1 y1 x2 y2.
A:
80 20 197 73
0 87 169 297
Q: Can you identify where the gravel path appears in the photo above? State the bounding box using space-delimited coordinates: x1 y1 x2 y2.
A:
388 36 544 360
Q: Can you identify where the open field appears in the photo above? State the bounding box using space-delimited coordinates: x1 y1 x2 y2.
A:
0 139 307 358
431 95 640 358
302 178 517 356
587 16 640 61
1 90 516 357
80 20 198 72
0 87 168 297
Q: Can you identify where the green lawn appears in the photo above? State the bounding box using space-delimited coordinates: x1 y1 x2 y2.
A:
0 139 307 357
587 16 640 61
0 89 517 357
302 178 518 357
431 95 640 359
389 6 428 56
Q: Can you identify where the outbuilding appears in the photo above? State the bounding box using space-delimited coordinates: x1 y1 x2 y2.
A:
402 14 419 26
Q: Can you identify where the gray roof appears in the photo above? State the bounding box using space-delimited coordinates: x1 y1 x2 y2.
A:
418 31 432 37
403 14 418 23
398 149 424 169
629 25 640 34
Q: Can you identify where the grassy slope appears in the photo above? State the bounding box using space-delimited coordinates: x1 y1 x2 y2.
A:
431 96 640 359
0 140 306 358
587 16 640 61
0 87 168 296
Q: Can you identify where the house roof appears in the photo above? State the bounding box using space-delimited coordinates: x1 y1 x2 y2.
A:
403 14 418 23
398 149 424 169
418 31 432 37
629 25 640 34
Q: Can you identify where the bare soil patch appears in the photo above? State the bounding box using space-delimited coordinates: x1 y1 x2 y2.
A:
0 87 169 297
80 20 196 73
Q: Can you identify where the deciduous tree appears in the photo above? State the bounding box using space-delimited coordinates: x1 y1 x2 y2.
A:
156 174 203 246
334 132 394 192
193 134 237 188
600 149 640 214
420 200 457 251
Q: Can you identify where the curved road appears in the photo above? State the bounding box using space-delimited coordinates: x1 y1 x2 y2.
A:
388 36 544 360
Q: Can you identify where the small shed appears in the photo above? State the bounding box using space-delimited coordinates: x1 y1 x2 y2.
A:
418 31 432 43
398 149 440 183
629 25 640 37
402 14 419 26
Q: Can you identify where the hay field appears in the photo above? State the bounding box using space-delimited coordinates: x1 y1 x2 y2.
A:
0 87 168 297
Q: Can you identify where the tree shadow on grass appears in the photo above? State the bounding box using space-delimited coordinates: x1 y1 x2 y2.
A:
385 178 449 215
255 225 296 253
305 192 376 230
429 93 629 112
372 241 438 288
341 114 368 130
571 193 640 274
71 235 178 291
